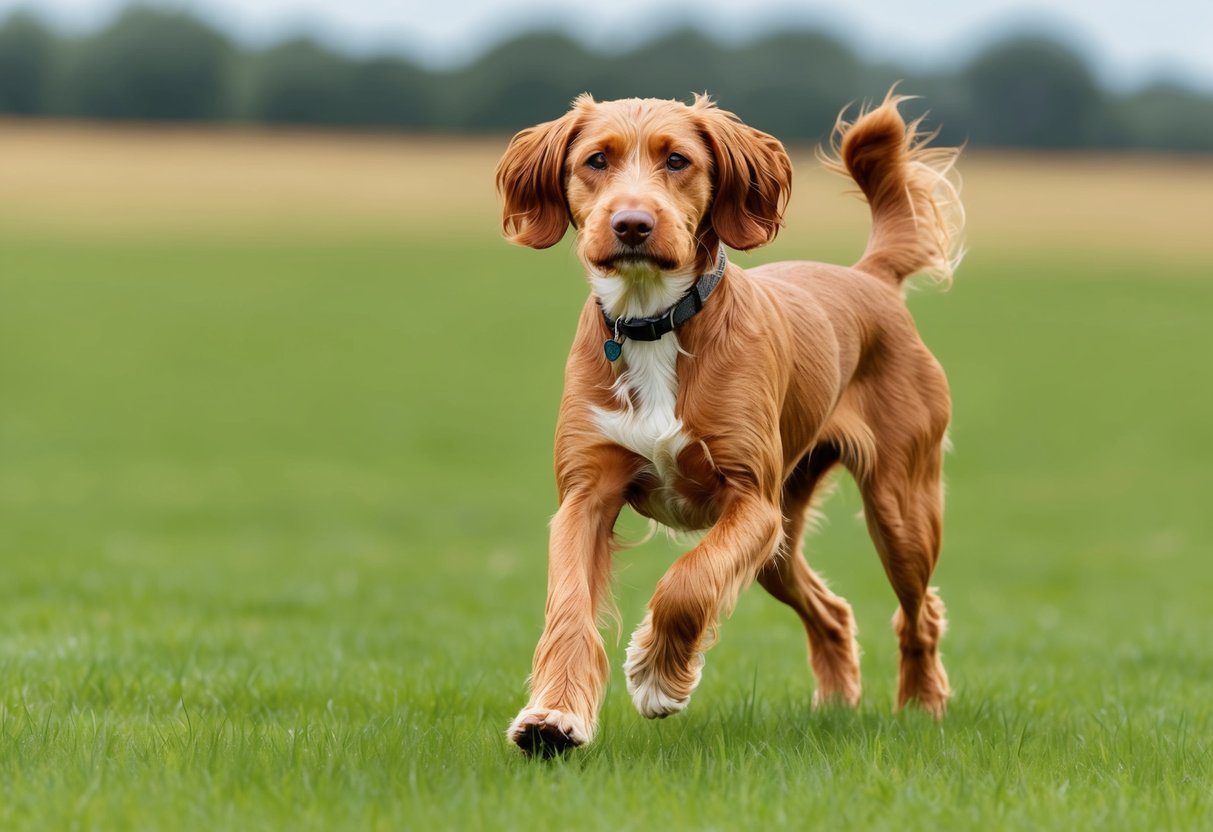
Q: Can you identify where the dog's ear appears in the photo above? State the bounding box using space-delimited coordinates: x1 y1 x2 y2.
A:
495 98 590 249
694 97 792 251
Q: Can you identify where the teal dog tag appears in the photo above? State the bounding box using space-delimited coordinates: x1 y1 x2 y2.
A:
604 339 622 362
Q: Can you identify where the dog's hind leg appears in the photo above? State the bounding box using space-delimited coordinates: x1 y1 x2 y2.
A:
756 447 862 706
858 438 951 718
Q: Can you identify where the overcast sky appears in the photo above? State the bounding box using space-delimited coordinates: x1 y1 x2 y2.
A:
5 0 1213 91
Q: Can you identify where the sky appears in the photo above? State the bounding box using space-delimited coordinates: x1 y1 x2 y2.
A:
4 0 1213 92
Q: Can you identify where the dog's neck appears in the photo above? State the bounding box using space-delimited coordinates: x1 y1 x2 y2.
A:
590 263 697 321
590 246 728 329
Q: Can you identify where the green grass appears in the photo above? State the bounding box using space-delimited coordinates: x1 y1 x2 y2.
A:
2 235 1211 830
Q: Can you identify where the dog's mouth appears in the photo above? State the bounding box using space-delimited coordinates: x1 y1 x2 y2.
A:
595 251 679 272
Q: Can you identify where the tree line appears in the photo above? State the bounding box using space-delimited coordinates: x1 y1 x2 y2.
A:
1 6 1211 150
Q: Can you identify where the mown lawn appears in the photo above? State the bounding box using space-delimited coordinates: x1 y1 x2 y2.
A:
1 183 1211 826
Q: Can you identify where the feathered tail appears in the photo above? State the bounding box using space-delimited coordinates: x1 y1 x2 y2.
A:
819 91 965 286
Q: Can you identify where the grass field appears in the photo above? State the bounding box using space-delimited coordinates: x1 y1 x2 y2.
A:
2 122 1212 829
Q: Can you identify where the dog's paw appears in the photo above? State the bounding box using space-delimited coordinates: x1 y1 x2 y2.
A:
897 663 951 720
623 622 704 719
506 707 591 757
811 682 863 710
810 652 863 709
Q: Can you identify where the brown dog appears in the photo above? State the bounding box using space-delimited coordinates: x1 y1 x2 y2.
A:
495 91 963 755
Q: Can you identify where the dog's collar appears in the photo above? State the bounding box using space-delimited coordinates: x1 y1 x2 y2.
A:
598 246 727 360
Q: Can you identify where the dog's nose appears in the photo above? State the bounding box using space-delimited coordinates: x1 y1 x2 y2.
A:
611 210 655 247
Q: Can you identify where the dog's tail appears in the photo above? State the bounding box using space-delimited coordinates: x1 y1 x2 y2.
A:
819 90 965 286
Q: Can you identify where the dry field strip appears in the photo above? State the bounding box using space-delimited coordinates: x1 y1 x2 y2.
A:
1 119 1210 259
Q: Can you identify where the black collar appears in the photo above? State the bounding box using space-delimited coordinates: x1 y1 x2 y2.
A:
599 246 728 344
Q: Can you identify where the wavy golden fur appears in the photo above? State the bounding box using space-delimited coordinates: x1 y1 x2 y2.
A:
496 90 964 756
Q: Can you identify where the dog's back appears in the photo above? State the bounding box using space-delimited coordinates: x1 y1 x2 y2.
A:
746 94 964 479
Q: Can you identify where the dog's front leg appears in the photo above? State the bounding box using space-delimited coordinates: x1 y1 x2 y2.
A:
625 494 783 718
507 454 631 756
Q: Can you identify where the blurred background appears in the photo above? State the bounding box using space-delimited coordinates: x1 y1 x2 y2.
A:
2 0 1212 147
1 2 1211 828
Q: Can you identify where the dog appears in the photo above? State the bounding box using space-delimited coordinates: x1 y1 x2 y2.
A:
495 90 963 756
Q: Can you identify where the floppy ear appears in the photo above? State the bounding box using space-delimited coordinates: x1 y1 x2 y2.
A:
694 98 793 251
495 101 588 249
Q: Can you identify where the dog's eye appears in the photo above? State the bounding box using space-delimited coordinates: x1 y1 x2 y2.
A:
586 152 608 171
666 153 690 172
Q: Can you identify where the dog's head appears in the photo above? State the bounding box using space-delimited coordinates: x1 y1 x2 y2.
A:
496 94 792 279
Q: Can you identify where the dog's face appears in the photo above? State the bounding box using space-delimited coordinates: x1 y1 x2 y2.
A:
564 99 714 275
496 95 792 278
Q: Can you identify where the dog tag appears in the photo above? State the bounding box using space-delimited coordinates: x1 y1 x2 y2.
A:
604 339 623 362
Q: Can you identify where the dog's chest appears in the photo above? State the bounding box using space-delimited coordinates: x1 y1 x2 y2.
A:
591 337 700 528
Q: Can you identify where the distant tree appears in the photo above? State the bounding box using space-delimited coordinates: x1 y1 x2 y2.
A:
584 29 728 103
250 39 357 124
719 31 864 140
1111 82 1213 152
64 8 232 120
851 69 973 148
346 57 435 128
0 12 55 114
964 35 1103 148
448 32 604 130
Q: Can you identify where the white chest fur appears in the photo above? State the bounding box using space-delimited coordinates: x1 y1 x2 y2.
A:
589 268 696 524
591 336 690 500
